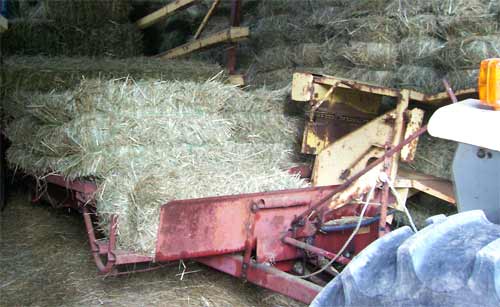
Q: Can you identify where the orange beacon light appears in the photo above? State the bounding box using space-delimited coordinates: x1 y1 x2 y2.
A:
478 58 500 110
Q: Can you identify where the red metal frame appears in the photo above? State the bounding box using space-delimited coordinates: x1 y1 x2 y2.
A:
36 175 384 303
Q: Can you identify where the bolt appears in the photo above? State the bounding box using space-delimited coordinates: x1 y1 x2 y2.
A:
477 149 486 159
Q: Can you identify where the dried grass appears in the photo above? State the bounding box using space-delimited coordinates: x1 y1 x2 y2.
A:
250 15 322 50
345 68 396 87
341 42 398 70
439 15 500 38
398 14 441 37
44 0 131 25
1 20 142 58
445 69 479 90
325 16 400 43
399 36 445 65
395 65 444 94
412 133 457 180
5 78 308 254
2 56 224 93
254 44 322 72
439 35 500 69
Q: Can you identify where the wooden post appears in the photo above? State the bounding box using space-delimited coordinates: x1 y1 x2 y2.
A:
193 0 220 40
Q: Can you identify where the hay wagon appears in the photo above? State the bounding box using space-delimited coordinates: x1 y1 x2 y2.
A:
27 74 472 304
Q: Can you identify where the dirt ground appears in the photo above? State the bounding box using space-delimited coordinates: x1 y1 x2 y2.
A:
0 188 304 307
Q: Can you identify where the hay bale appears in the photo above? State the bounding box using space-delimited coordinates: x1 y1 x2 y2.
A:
438 35 500 69
5 78 308 254
385 0 434 17
254 43 322 72
306 6 343 28
439 15 500 38
412 133 457 180
341 41 398 69
326 16 400 43
345 68 396 87
2 21 143 57
247 68 294 90
395 65 444 94
2 56 223 93
399 36 445 65
251 15 322 50
431 0 496 16
5 78 299 178
445 69 479 90
44 0 131 25
398 14 441 38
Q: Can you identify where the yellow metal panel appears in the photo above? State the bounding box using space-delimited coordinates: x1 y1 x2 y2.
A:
291 72 314 102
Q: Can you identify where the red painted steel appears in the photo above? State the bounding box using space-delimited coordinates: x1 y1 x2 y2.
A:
198 254 322 304
155 185 339 262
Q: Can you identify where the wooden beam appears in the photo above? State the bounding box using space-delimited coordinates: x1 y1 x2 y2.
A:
0 15 8 33
135 0 198 29
193 0 220 40
157 27 249 60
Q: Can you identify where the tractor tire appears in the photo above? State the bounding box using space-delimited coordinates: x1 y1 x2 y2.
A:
311 210 500 307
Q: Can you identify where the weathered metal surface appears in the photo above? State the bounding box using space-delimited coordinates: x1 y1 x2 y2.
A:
292 125 429 225
197 254 323 304
312 111 396 186
401 108 425 162
395 169 456 204
292 73 383 155
155 186 339 262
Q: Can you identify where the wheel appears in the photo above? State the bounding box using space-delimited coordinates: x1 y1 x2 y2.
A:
311 210 500 307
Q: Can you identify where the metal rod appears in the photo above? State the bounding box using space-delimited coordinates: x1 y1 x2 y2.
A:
292 125 429 227
282 237 351 265
83 207 115 273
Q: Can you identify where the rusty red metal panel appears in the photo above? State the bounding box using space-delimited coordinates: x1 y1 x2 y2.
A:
198 255 322 304
155 186 338 262
46 175 97 194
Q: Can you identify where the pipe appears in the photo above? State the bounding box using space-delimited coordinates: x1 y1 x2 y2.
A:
82 207 116 274
320 210 396 233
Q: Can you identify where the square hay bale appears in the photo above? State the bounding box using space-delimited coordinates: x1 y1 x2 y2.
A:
5 78 308 254
2 20 143 57
2 56 224 93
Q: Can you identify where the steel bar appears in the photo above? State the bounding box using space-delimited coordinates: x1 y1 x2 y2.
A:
198 254 322 304
282 237 351 265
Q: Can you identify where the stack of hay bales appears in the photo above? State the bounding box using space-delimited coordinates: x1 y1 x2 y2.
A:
4 78 308 255
2 0 142 57
244 1 342 89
